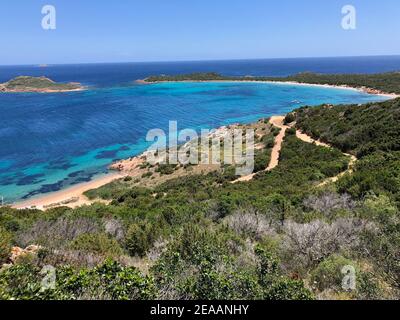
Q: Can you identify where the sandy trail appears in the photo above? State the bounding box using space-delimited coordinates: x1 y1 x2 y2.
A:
233 115 357 184
233 116 288 183
295 131 330 148
317 153 357 186
267 116 289 170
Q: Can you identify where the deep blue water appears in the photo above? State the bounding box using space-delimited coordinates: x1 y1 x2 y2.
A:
0 56 398 203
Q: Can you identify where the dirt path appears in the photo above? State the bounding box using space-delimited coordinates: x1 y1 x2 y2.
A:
233 115 356 184
317 153 357 187
267 116 289 170
295 131 330 148
234 116 289 183
233 116 288 183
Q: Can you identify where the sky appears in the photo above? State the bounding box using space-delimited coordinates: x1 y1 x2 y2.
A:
0 0 399 65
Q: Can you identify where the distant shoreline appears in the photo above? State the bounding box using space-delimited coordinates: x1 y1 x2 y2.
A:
137 78 400 99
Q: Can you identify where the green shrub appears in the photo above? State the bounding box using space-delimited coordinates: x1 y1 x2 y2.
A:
266 278 314 300
0 260 156 300
0 227 12 264
69 233 123 258
271 127 281 136
141 171 153 178
284 113 296 124
262 135 275 148
311 254 354 292
361 194 397 221
254 150 271 172
125 221 158 257
156 164 176 175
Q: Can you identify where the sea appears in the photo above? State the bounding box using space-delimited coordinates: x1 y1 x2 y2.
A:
1 55 400 203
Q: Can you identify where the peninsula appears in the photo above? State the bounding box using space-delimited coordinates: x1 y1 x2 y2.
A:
143 71 400 97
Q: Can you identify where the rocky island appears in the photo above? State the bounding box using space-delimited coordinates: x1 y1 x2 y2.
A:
0 76 84 93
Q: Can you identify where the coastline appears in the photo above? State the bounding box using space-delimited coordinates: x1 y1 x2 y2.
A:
9 79 397 211
138 79 400 99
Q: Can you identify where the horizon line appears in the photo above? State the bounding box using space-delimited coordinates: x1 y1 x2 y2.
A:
1 54 400 68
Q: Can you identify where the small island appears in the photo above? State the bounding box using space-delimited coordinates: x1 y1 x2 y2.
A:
0 76 84 93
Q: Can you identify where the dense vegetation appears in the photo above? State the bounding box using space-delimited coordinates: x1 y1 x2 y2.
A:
1 96 400 300
289 98 400 157
145 71 400 94
267 72 400 95
146 72 226 82
289 98 400 205
0 76 82 92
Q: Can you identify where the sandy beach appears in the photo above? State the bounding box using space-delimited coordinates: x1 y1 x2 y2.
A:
13 172 125 210
140 79 400 99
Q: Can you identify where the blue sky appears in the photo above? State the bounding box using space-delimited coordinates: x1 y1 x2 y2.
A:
0 0 399 65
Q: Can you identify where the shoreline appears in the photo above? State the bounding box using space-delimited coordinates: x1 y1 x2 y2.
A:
138 79 399 99
12 172 125 210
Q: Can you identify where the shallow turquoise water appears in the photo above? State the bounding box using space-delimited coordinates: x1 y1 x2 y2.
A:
0 81 388 203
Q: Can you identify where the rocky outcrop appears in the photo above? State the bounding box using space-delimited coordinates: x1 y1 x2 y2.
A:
10 245 41 263
109 156 144 173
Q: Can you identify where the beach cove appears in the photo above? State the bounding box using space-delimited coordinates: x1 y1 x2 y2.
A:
3 79 392 209
2 58 400 206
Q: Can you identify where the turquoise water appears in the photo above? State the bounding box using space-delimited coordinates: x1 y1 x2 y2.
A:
0 80 389 203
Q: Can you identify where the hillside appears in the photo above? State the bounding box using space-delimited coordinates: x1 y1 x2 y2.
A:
289 98 400 157
0 76 83 93
288 97 400 205
1 98 400 300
